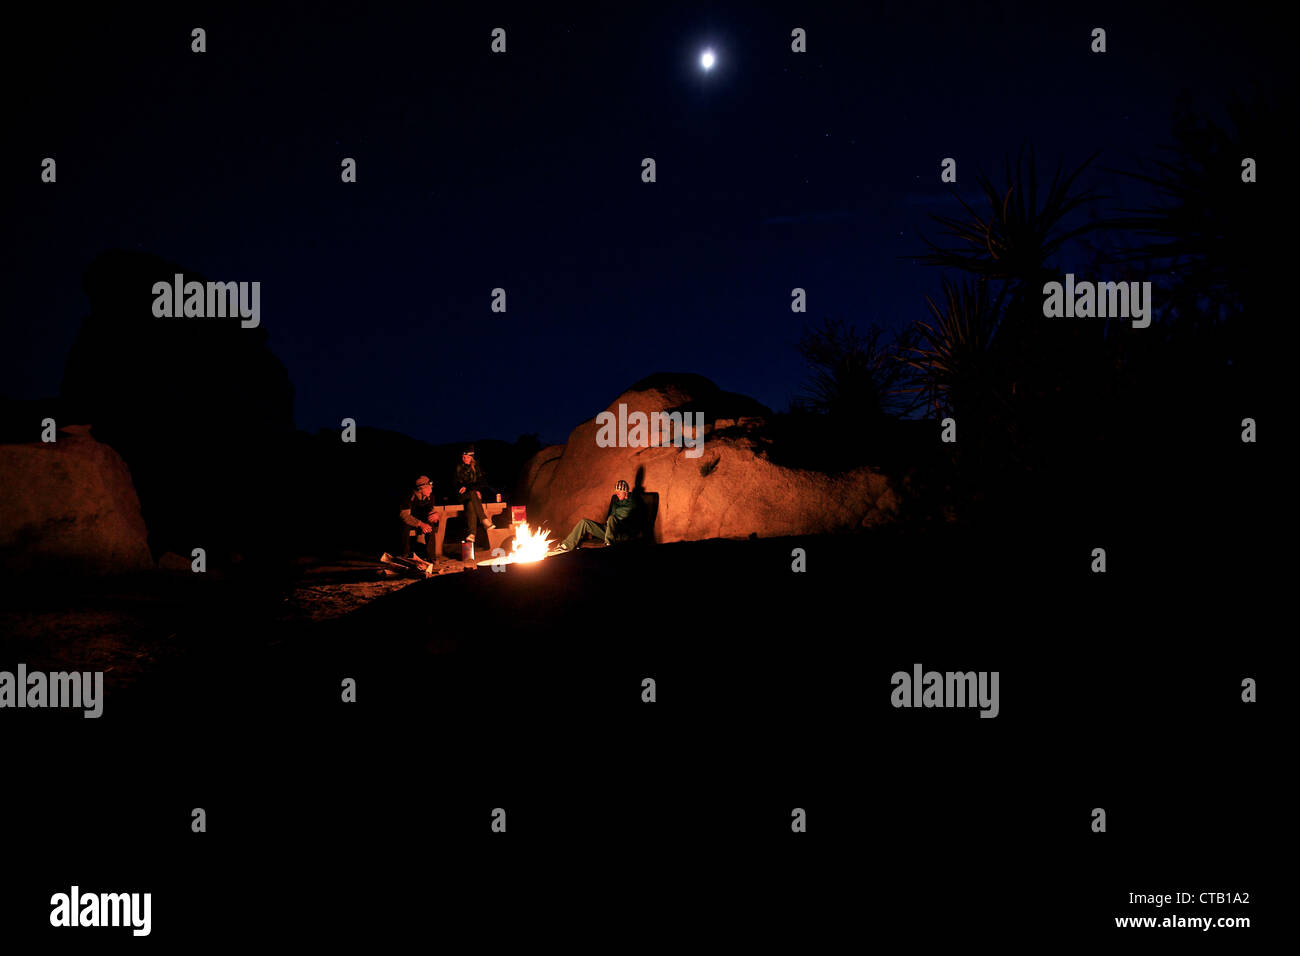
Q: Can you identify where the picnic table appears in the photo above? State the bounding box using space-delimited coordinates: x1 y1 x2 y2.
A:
407 501 514 559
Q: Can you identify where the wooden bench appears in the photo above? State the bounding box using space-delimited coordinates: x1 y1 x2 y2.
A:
407 501 514 559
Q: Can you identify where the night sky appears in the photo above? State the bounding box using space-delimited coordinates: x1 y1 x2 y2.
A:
4 2 1278 446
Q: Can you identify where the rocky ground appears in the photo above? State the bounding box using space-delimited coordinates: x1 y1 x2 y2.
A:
0 542 605 694
276 554 460 623
1 523 1268 723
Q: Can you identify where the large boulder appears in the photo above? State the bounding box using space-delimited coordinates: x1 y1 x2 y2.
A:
60 250 297 559
0 425 154 573
521 375 899 542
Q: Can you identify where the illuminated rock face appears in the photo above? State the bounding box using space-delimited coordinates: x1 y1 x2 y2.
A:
0 425 154 573
520 374 900 544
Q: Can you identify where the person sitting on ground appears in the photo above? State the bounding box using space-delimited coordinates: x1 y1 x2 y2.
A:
399 474 441 562
555 479 644 552
455 446 495 546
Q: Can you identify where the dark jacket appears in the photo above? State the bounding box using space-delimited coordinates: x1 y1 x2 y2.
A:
604 493 644 542
455 462 487 495
400 490 437 528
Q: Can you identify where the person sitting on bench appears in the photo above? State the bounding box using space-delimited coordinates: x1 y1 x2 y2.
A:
399 474 441 561
555 479 644 552
455 446 496 546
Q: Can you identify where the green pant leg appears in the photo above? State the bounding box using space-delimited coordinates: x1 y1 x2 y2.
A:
562 517 606 551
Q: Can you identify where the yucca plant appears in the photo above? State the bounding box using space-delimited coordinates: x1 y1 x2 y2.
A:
1103 93 1277 326
917 146 1106 295
898 277 1009 422
907 146 1114 471
895 277 1023 524
795 318 917 420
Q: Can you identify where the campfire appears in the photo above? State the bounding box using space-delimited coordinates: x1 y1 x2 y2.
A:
506 522 554 564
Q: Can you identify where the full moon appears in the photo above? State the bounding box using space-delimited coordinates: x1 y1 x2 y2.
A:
700 50 715 70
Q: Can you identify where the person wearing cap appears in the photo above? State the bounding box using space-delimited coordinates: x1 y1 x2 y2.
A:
455 446 494 545
555 479 644 552
399 474 440 561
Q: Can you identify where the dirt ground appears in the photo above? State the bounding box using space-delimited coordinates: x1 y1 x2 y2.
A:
277 555 462 623
0 546 580 687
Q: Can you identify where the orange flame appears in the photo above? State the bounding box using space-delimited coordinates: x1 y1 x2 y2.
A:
509 522 553 563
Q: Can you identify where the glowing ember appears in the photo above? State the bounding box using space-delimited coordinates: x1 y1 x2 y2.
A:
509 522 553 563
